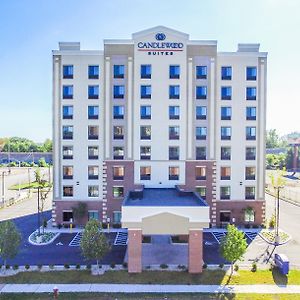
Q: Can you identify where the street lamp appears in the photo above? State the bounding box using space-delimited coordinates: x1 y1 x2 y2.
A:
275 186 284 245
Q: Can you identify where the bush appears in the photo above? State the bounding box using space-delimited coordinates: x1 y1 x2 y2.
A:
160 263 168 269
13 265 19 270
234 264 239 272
25 264 30 270
146 265 151 270
64 264 70 269
122 262 128 269
49 264 54 270
112 223 121 229
251 262 257 272
63 224 69 229
57 223 62 229
202 263 207 269
5 265 10 270
178 264 186 270
252 224 259 229
86 264 91 270
244 223 251 229
219 263 224 269
101 223 108 229
37 264 43 270
43 219 48 228
110 262 116 269
269 215 276 228
76 264 81 270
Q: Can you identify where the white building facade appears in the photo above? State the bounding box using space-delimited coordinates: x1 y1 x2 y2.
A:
52 26 267 228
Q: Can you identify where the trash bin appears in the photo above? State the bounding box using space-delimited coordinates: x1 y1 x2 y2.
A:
274 253 289 275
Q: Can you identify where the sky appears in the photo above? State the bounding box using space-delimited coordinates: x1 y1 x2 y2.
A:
0 0 299 142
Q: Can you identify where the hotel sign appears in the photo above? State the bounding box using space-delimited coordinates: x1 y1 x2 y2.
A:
137 33 184 55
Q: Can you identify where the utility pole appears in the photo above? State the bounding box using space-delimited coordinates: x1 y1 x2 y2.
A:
28 168 31 196
37 185 41 235
1 171 5 205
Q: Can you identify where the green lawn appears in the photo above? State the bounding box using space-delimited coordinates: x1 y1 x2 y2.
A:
0 269 299 285
8 181 51 190
0 293 299 300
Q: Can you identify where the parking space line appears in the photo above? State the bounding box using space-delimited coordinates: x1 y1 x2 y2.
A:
69 232 82 247
212 232 226 244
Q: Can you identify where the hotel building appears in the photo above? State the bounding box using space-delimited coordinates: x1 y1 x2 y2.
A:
52 26 267 272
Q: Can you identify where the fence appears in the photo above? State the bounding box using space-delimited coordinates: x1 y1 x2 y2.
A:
266 184 300 205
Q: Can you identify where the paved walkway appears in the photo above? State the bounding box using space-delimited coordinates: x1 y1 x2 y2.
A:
1 283 300 294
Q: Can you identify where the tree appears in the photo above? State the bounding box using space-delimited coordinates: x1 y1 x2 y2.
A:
266 129 281 149
220 224 247 281
0 220 21 267
34 168 52 234
80 219 111 271
72 202 87 225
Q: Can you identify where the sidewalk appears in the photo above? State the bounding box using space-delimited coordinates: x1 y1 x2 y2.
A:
1 283 300 294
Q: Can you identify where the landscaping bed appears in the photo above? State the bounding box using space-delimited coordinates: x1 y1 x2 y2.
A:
28 231 59 245
259 230 291 245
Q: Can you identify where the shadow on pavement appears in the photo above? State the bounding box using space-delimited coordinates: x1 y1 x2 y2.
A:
272 267 288 286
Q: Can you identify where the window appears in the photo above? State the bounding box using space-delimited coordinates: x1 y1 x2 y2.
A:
141 64 151 79
196 66 207 79
221 167 231 180
141 85 151 99
196 147 206 160
244 207 255 222
63 166 73 179
196 86 207 99
88 106 99 119
169 65 180 79
113 126 124 140
88 85 99 99
140 166 151 180
196 106 207 120
114 85 125 99
140 146 151 160
88 211 99 220
63 186 73 197
63 146 73 159
113 211 122 224
196 186 206 199
246 127 256 140
220 186 230 200
62 105 73 119
63 65 73 79
113 147 124 160
246 147 256 160
88 125 98 140
63 211 73 222
88 166 99 180
221 86 232 100
113 186 124 198
245 167 256 180
195 166 206 180
113 105 125 119
221 107 231 120
196 127 207 140
246 87 256 100
113 166 124 180
140 126 151 140
169 166 179 180
169 85 180 99
114 65 125 79
88 65 99 79
140 106 151 119
63 126 73 140
169 126 180 140
245 186 255 199
88 185 99 197
169 106 180 119
88 146 98 160
247 67 257 81
169 146 179 160
63 85 73 99
221 127 231 140
221 146 231 160
246 107 256 120
221 66 232 80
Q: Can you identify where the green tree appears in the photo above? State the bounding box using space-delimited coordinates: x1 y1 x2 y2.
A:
220 224 247 281
80 219 111 271
266 129 280 149
43 139 52 152
38 158 48 167
0 221 21 267
72 202 87 225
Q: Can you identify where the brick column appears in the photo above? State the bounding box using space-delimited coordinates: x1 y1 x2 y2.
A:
188 229 203 273
128 229 142 273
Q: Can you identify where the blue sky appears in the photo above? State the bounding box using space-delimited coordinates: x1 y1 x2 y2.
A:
0 0 299 142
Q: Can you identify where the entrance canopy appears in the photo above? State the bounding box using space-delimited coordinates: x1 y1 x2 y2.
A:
122 188 210 235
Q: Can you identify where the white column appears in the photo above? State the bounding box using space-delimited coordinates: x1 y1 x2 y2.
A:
127 57 133 159
105 57 111 159
53 56 61 199
209 58 216 160
187 58 193 159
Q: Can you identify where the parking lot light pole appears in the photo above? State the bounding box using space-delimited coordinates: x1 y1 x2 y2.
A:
275 186 283 245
